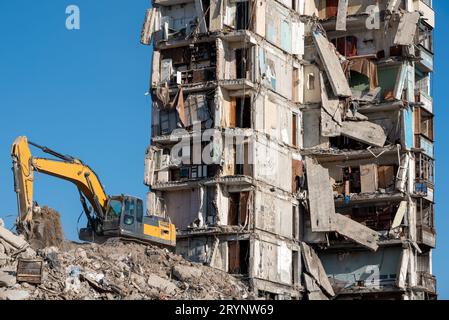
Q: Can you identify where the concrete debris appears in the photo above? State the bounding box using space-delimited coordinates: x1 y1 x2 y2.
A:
305 157 379 251
340 120 387 148
0 224 29 251
301 242 335 297
0 289 30 301
0 233 252 300
0 271 16 288
312 31 352 97
336 0 348 31
394 12 421 46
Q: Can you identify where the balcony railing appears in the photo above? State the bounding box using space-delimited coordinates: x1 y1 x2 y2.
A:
415 90 433 114
415 135 434 158
417 272 437 294
416 45 434 73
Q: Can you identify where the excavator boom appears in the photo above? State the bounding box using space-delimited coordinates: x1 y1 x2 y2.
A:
12 136 108 224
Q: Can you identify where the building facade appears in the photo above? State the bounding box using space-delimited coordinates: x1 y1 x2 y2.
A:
141 0 436 300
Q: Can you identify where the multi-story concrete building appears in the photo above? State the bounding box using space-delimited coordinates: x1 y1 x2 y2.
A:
141 0 436 300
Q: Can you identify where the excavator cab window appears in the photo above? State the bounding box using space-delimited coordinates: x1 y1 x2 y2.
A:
106 200 122 221
136 199 143 223
123 199 135 225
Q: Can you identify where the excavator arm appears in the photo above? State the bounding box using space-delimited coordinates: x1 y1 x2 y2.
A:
11 136 176 248
11 136 108 227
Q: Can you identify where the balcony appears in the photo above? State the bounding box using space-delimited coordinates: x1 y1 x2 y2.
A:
416 45 434 73
415 91 433 114
416 272 437 295
416 225 436 248
415 135 434 158
414 0 435 28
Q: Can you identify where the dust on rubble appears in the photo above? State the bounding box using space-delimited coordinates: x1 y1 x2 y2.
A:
26 206 64 250
1 238 254 300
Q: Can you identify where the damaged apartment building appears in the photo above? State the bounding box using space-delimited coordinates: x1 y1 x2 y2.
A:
140 0 436 300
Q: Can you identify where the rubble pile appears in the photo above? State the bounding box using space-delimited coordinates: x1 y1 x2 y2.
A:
0 221 252 300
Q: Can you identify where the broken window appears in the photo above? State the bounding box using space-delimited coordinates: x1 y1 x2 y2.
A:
183 94 213 129
418 22 433 53
417 199 435 229
415 107 434 141
160 110 179 135
170 165 218 181
416 153 435 186
331 36 357 57
228 240 249 274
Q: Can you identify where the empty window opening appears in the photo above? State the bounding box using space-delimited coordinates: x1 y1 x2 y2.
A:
330 136 369 150
235 48 250 79
160 43 217 85
236 0 250 30
343 166 361 195
292 113 299 147
325 0 339 18
331 36 358 57
292 159 303 193
292 206 299 240
337 203 400 232
234 142 252 176
333 164 397 196
307 73 315 90
292 251 299 285
228 240 249 274
415 107 434 140
292 0 297 11
228 192 249 226
231 97 251 129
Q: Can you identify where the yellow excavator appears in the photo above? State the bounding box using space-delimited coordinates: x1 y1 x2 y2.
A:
11 136 176 248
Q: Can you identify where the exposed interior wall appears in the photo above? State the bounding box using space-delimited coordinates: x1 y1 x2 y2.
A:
254 188 294 238
253 135 293 191
165 189 201 229
258 44 294 100
319 246 403 290
303 64 321 104
252 237 295 286
302 108 330 149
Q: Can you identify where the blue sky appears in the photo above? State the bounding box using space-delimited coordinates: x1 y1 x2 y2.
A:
0 1 447 299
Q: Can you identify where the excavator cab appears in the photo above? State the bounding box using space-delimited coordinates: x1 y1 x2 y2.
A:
80 195 176 248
